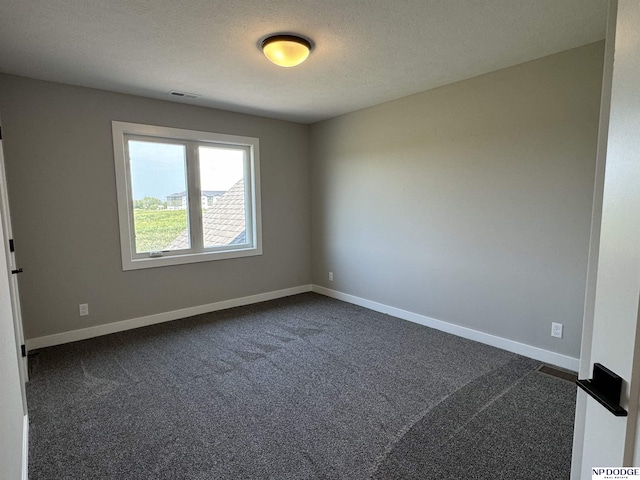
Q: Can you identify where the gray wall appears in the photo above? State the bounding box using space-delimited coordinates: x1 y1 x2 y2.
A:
310 42 604 359
0 75 311 339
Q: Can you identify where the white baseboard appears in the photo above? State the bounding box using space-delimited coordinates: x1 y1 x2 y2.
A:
22 414 28 480
25 283 579 371
26 285 312 350
312 285 580 371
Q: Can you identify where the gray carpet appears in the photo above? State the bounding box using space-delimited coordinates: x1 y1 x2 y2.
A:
26 293 576 479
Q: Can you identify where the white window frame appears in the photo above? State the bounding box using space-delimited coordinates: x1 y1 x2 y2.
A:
112 121 262 271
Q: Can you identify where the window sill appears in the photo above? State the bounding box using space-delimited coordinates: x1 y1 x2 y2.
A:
122 246 263 271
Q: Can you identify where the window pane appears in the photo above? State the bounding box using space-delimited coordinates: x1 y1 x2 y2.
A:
128 140 190 253
198 146 247 248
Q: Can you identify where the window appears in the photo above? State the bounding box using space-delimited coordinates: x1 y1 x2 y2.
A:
112 121 262 270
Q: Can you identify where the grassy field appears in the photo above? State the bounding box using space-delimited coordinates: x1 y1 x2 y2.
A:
133 209 188 253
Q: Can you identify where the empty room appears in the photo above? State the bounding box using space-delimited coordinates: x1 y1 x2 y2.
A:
1 1 640 479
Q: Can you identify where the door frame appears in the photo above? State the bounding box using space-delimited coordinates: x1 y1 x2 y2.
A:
572 1 640 476
0 133 28 413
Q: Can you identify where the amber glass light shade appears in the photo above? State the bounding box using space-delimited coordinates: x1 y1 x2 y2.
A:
262 35 311 67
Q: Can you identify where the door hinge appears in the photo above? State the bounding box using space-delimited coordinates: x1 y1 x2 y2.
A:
21 344 26 357
9 239 14 252
11 268 23 274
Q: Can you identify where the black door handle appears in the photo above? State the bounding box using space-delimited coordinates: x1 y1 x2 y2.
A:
11 268 23 274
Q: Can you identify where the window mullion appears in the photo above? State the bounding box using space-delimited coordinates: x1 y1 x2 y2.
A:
186 142 204 252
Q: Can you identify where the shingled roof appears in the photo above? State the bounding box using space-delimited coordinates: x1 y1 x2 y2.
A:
166 179 246 250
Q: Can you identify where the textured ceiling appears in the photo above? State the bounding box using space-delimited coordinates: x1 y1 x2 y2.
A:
0 0 608 124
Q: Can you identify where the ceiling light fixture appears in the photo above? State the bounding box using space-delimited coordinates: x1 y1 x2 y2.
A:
261 34 312 68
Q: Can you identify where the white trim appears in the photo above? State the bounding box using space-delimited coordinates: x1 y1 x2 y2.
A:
312 285 580 371
571 4 618 478
25 285 311 350
22 414 28 480
25 283 579 371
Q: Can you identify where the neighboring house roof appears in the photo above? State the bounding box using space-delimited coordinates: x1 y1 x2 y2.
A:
167 190 225 199
167 191 187 198
166 179 246 249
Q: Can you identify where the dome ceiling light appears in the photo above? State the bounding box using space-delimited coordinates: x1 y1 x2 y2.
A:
261 34 312 68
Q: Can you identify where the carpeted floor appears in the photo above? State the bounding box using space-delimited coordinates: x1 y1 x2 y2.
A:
26 293 576 479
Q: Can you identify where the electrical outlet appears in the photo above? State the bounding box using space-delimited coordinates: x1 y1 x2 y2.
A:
551 322 563 339
79 303 89 316
328 272 334 282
